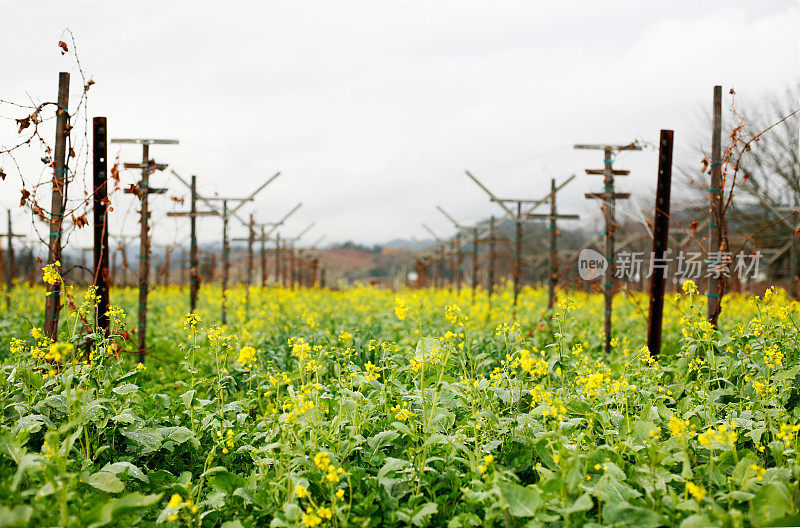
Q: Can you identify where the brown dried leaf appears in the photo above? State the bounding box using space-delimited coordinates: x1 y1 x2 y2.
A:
72 214 88 228
0 168 5 180
58 41 69 54
84 79 95 92
16 117 30 133
19 188 30 207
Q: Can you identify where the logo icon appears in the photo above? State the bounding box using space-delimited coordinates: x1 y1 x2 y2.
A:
578 249 607 280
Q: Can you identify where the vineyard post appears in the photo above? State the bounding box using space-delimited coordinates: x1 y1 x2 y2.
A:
575 142 641 353
471 228 479 302
465 170 565 316
707 85 723 327
44 72 70 341
189 176 198 310
245 213 254 310
92 117 110 333
488 217 495 309
527 177 579 311
166 175 218 312
176 171 280 321
114 138 177 363
260 226 267 287
222 200 229 322
275 233 281 286
647 130 674 357
1 211 24 309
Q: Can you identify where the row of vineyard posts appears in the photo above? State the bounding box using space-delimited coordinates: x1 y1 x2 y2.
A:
3 77 797 361
12 72 322 363
411 85 791 358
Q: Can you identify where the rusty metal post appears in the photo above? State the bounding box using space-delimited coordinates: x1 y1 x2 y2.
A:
92 117 110 333
189 176 199 312
647 130 674 357
221 200 229 324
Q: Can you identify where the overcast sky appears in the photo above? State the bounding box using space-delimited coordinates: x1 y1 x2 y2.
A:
1 0 798 250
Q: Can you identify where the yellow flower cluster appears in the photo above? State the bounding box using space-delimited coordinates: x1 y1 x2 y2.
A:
686 481 706 501
394 297 410 321
681 280 698 295
166 493 198 522
530 384 553 406
363 361 380 382
391 401 414 421
283 393 315 424
764 344 784 368
445 304 467 326
184 313 201 336
237 346 257 370
44 342 74 363
542 403 567 422
302 506 332 527
777 423 800 447
518 349 547 376
697 423 737 448
577 372 605 397
42 262 61 285
409 345 445 373
667 416 691 438
314 451 345 483
478 454 493 474
290 337 312 361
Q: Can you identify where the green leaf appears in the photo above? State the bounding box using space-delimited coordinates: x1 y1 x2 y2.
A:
112 383 139 396
0 505 33 528
122 428 162 455
158 426 196 446
500 481 541 517
564 493 593 515
86 471 125 493
203 467 245 495
679 514 716 528
751 483 792 527
603 503 661 527
87 492 162 528
411 503 437 526
101 461 149 483
368 430 399 453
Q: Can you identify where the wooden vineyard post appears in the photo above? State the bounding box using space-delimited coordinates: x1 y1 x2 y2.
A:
44 72 70 341
283 222 315 289
488 216 496 310
222 200 229 323
1 211 25 309
527 177 579 311
171 170 280 321
471 228 479 302
92 117 111 333
514 202 522 311
275 234 282 286
464 171 573 317
260 226 267 287
250 203 302 289
647 130 674 358
707 86 723 328
245 214 255 310
575 142 641 353
112 137 178 362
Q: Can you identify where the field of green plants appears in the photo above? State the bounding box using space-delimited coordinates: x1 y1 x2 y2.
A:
1 274 800 527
